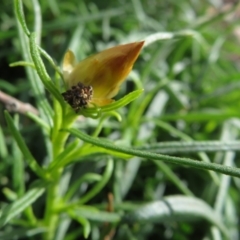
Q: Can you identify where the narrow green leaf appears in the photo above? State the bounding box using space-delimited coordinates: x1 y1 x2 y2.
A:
137 140 240 154
123 196 229 238
75 206 121 223
117 157 141 199
68 211 91 239
0 180 46 227
9 61 35 68
91 111 122 138
14 0 30 36
29 33 64 104
66 128 240 178
32 0 42 45
151 119 220 185
4 111 48 180
12 115 25 196
77 158 114 204
153 161 194 196
0 80 17 94
64 173 101 201
15 9 54 124
160 110 240 122
0 125 8 158
144 30 195 47
38 47 63 79
0 227 46 240
26 112 50 133
78 89 143 118
2 188 18 201
101 89 144 112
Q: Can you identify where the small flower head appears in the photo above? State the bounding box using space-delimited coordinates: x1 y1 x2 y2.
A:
62 41 144 112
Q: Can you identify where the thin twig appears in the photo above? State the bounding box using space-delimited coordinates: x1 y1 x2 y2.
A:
0 91 39 115
103 193 116 240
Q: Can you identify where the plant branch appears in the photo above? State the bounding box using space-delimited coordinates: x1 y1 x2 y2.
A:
67 128 240 179
0 90 39 115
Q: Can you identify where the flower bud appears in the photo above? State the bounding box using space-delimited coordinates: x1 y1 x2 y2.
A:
62 41 144 111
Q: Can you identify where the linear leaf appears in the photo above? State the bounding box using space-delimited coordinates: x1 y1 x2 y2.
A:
123 195 229 238
0 227 45 240
66 128 240 178
4 111 47 179
75 207 121 223
0 180 46 227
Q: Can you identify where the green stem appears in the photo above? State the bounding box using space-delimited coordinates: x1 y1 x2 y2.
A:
44 182 59 240
44 104 76 239
51 101 76 157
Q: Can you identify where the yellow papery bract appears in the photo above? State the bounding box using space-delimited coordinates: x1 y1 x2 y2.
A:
62 50 77 80
62 41 144 107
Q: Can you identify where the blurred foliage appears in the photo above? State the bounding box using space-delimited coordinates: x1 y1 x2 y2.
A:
1 0 240 239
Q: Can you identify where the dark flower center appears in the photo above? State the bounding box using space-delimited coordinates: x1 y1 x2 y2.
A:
62 82 93 112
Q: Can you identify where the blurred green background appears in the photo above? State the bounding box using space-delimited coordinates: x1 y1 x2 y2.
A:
1 0 240 239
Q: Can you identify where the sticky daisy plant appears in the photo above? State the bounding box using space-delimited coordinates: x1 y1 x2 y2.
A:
3 2 240 240
61 41 144 118
3 1 144 239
